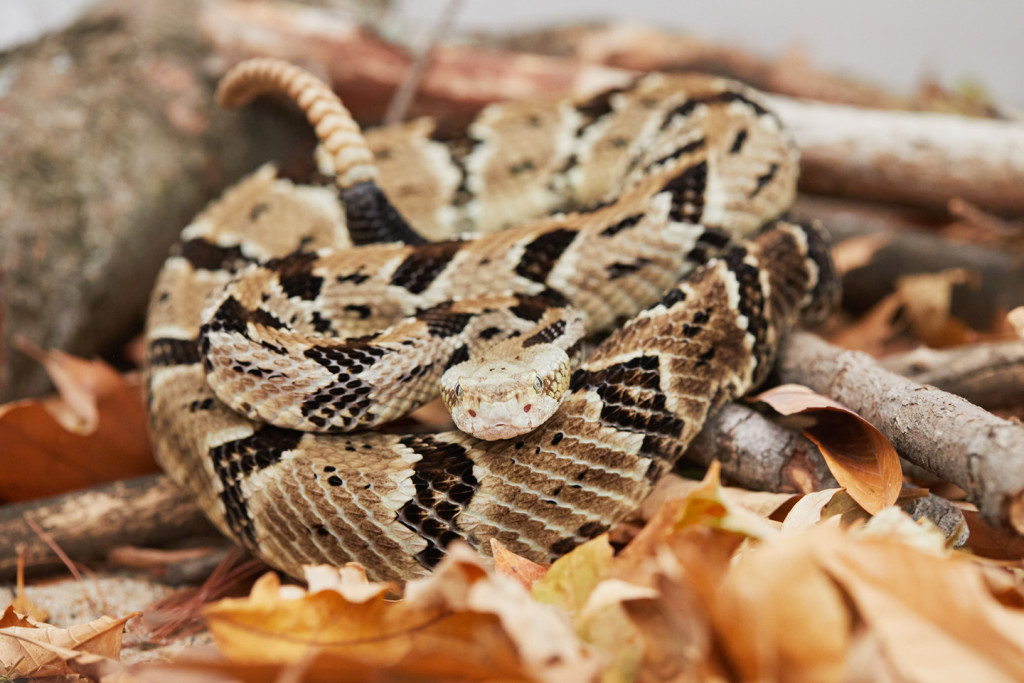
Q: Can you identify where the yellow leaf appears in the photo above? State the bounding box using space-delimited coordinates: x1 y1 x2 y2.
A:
531 535 614 618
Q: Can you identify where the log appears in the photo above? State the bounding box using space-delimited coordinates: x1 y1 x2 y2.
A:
769 96 1024 214
879 341 1024 411
685 404 838 494
776 332 1024 534
0 0 317 400
794 195 1024 322
0 474 213 580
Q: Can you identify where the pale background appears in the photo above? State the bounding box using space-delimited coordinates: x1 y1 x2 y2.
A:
3 0 1022 108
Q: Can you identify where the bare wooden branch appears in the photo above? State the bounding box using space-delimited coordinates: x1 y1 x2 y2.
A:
770 96 1024 214
794 195 1024 322
496 24 910 111
776 332 1024 535
0 475 212 580
880 341 1024 411
686 404 838 494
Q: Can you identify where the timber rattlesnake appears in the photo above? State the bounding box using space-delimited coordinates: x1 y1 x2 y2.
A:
144 59 838 580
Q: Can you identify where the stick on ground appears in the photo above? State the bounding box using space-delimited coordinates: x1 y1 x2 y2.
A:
0 475 213 580
776 332 1024 534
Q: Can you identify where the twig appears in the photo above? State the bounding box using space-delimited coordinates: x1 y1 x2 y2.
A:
769 96 1024 214
0 474 214 580
383 0 464 125
880 341 1024 410
776 332 1024 534
685 403 837 494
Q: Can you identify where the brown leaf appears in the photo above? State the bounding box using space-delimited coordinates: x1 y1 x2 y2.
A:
896 268 979 347
490 539 548 591
830 233 891 275
714 533 852 682
1008 306 1024 339
0 347 156 503
828 292 904 355
816 533 1024 681
0 605 38 629
0 612 135 678
203 545 595 682
753 384 902 513
12 338 124 433
962 509 1024 561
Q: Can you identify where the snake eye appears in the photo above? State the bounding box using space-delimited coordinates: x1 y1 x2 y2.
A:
455 384 462 398
533 376 543 392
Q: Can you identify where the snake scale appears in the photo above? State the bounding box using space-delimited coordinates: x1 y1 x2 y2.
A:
144 59 838 580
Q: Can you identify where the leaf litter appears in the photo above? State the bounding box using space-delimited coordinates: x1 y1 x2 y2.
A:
76 462 1018 682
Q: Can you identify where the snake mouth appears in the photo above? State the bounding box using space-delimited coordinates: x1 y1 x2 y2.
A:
468 421 532 441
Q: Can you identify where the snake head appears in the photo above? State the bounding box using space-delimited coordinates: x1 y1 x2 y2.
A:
440 345 572 441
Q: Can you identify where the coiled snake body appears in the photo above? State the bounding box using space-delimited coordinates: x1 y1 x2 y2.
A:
144 59 838 580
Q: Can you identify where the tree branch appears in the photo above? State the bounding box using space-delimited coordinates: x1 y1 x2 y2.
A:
0 475 213 580
776 332 1024 534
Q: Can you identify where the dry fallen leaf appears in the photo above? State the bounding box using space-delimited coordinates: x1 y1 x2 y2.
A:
1008 306 1024 339
896 268 980 347
816 532 1024 682
201 545 595 682
753 384 902 514
1 629 141 683
830 233 891 275
0 346 156 503
490 539 548 591
828 291 905 355
0 611 136 679
714 531 852 682
531 535 614 619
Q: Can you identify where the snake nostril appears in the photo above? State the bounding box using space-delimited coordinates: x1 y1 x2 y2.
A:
468 409 477 417
523 404 532 413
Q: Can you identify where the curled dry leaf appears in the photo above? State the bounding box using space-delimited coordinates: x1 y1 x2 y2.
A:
0 611 136 679
830 233 891 275
201 544 595 682
490 539 548 592
753 384 902 514
1009 306 1024 339
714 530 852 682
896 268 980 347
0 346 156 503
816 533 1024 682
